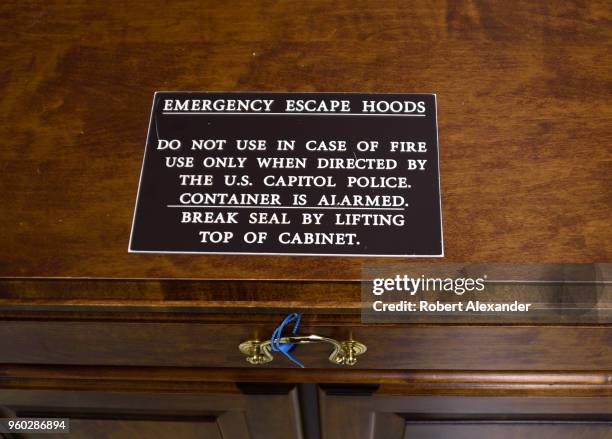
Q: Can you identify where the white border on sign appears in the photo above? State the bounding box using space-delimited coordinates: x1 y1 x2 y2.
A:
128 91 444 258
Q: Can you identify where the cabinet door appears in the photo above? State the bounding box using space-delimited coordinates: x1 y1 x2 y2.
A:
319 389 612 439
0 387 302 439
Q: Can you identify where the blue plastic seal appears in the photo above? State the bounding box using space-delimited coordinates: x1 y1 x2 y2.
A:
270 313 304 368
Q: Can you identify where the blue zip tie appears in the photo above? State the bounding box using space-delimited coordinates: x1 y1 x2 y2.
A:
270 312 304 368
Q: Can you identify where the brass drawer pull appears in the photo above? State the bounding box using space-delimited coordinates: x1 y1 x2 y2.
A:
239 335 367 366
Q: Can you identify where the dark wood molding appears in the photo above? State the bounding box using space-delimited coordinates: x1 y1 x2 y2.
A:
1 365 610 396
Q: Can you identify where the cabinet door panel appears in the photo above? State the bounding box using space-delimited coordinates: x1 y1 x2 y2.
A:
43 419 224 439
402 423 611 439
0 388 302 439
320 389 612 439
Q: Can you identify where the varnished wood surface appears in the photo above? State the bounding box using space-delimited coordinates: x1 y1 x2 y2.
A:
1 365 611 396
0 388 303 439
1 1 610 280
1 321 610 370
0 275 609 319
2 387 610 439
319 390 612 439
1 4 611 434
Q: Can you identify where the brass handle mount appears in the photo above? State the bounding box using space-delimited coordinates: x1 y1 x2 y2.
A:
239 335 367 366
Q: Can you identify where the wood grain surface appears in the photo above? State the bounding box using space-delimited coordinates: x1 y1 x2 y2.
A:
1 1 610 280
1 365 611 395
1 320 610 370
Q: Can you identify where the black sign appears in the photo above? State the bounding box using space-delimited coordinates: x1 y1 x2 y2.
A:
129 92 443 257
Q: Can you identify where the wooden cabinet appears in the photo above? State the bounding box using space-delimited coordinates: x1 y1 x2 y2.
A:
1 384 610 438
1 306 610 369
0 305 610 438
1 1 610 438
